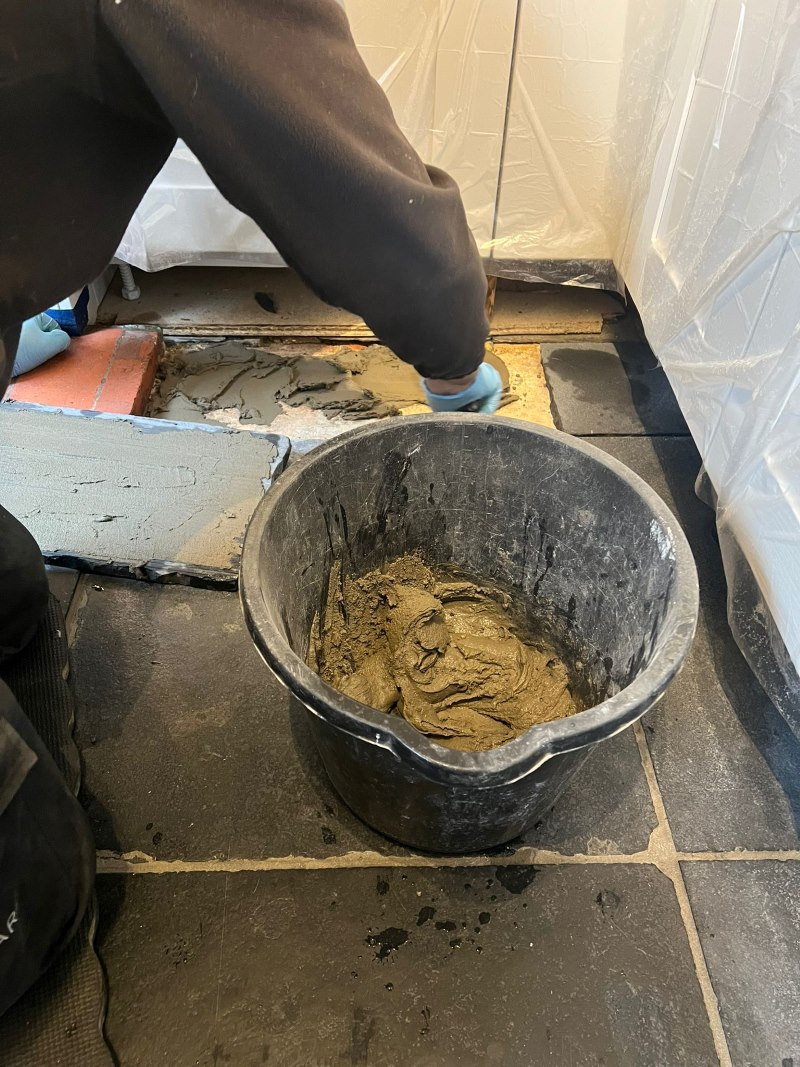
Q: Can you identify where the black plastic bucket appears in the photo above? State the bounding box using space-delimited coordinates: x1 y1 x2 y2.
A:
241 416 698 852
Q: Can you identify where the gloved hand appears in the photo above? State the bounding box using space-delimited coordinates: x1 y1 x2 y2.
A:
422 362 503 414
12 314 71 378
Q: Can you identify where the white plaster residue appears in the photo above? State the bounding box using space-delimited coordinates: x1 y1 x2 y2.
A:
650 518 675 561
206 402 359 443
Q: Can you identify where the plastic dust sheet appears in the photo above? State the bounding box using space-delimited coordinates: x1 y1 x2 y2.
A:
115 0 800 729
115 139 285 271
616 0 800 731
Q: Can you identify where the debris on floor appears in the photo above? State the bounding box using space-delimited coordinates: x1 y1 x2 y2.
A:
97 266 627 342
490 284 625 339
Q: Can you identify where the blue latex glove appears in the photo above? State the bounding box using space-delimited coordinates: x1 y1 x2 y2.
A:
422 362 503 414
12 313 71 377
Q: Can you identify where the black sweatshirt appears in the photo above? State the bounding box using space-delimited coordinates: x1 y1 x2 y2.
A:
0 0 489 391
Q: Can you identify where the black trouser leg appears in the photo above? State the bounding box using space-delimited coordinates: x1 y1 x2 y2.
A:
0 509 94 1016
0 504 49 665
0 680 95 1016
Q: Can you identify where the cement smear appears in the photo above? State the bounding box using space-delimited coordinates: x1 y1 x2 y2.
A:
151 341 511 427
0 406 286 573
309 554 580 752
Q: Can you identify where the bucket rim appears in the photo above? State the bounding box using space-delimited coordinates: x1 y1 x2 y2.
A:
241 414 699 787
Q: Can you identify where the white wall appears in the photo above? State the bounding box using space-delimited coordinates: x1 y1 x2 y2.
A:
347 0 518 248
492 0 629 268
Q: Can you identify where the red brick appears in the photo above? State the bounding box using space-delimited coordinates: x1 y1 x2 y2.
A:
96 330 161 414
8 327 163 416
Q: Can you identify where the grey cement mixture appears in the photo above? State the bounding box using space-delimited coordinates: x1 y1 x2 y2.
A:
151 341 510 427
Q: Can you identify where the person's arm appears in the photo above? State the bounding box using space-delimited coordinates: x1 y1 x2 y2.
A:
100 0 489 381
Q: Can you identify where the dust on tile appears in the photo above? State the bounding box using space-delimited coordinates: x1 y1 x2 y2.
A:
491 343 554 428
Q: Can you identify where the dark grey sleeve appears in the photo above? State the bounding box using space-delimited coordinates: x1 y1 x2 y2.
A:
100 0 489 379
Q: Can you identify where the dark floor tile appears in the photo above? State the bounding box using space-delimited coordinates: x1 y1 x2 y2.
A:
72 578 656 861
682 861 800 1066
72 578 389 861
96 864 717 1067
524 728 656 855
542 342 689 436
593 437 800 851
46 566 79 614
650 614 800 852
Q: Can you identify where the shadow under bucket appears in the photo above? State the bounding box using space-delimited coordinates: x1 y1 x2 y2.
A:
241 415 698 853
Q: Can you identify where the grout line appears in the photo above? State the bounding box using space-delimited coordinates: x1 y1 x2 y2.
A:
58 570 82 621
634 723 734 1067
95 847 652 875
676 849 800 861
95 844 800 877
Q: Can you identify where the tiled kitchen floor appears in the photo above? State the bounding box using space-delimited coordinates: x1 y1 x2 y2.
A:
23 278 800 1065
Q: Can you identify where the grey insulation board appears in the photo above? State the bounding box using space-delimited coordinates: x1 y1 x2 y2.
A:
0 404 289 578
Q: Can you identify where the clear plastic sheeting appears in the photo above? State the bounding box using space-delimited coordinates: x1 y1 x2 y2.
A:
488 0 630 285
115 140 284 271
114 0 800 725
617 0 800 729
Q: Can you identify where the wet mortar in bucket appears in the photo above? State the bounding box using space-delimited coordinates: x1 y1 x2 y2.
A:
309 552 592 752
